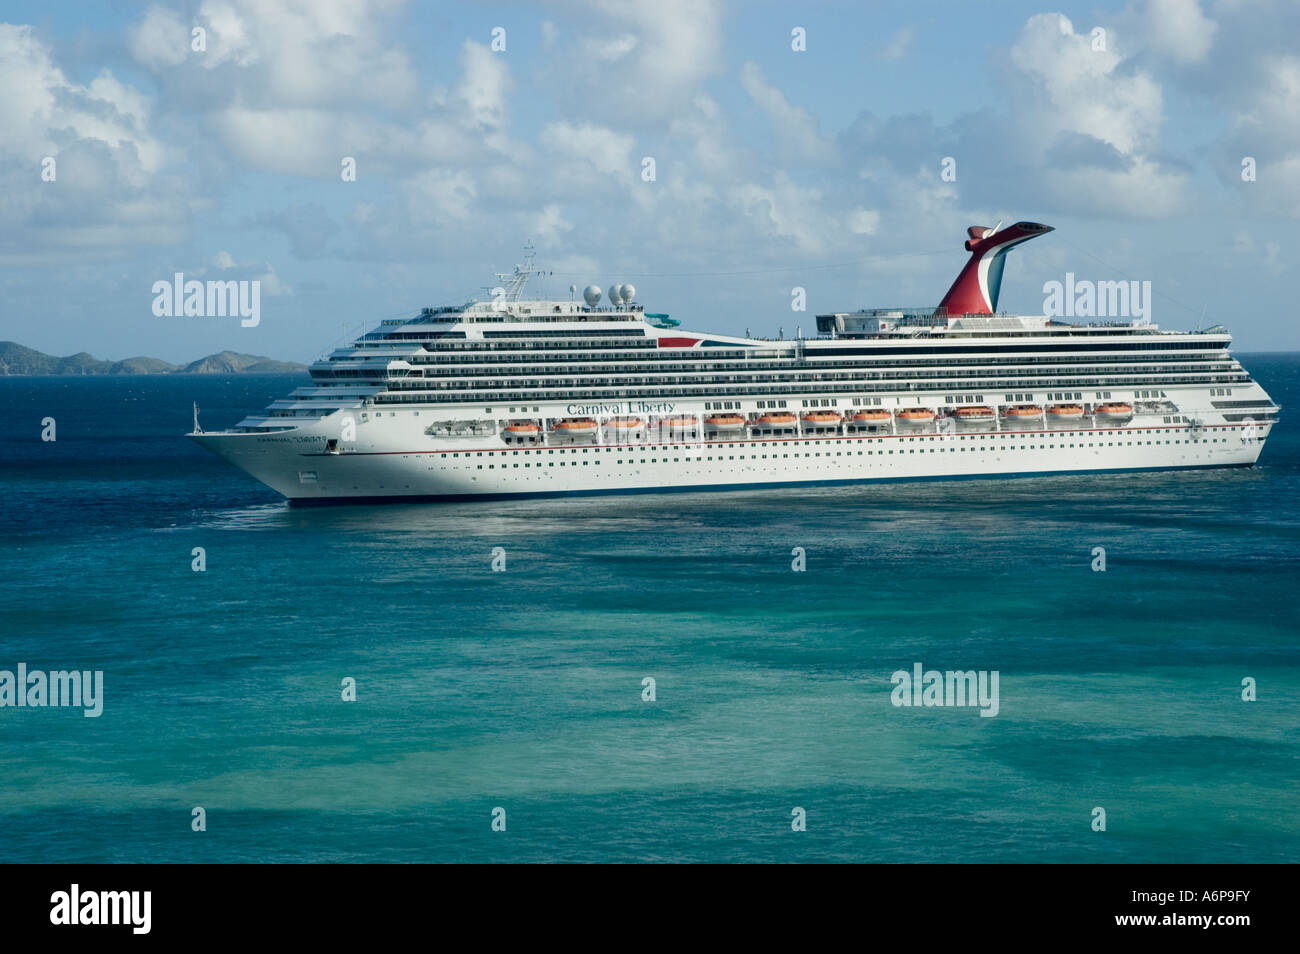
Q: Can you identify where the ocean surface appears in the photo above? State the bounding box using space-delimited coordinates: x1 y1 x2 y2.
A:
1 355 1297 863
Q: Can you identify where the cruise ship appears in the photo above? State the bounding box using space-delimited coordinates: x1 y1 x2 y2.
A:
190 222 1279 502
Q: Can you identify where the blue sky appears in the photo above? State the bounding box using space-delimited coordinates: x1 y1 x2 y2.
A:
2 0 1298 362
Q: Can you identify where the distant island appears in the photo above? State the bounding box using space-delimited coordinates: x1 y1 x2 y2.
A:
0 341 307 375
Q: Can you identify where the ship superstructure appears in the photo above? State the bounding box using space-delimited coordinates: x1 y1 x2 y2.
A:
190 225 1279 501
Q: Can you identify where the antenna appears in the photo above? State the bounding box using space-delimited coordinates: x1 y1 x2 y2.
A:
485 241 543 303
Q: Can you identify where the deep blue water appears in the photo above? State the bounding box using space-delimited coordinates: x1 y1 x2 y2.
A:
0 357 1297 863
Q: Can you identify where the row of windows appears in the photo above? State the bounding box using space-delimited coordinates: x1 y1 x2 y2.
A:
451 433 1242 468
427 425 1255 457
390 352 1236 373
364 375 1249 406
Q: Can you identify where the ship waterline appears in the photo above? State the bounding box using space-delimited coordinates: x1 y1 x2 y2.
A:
190 225 1279 502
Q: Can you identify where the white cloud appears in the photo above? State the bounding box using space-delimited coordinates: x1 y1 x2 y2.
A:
127 6 190 69
739 62 835 162
1002 13 1188 216
580 33 639 62
547 0 724 123
539 120 636 180
132 0 418 106
879 26 914 61
532 204 574 247
727 175 835 255
407 169 478 225
0 25 164 180
0 23 186 263
195 0 258 68
848 209 881 235
1010 13 1164 156
1142 0 1217 65
457 40 512 132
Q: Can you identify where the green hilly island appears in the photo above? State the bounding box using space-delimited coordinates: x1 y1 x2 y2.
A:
0 341 306 375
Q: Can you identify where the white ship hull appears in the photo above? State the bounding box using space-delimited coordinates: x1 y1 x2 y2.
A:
192 415 1272 502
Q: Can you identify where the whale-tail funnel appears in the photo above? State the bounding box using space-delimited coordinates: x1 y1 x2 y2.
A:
936 221 1053 315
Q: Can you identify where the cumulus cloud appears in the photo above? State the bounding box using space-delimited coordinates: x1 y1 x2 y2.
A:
1215 54 1300 217
1000 13 1189 216
127 6 190 70
541 0 724 123
739 62 836 163
539 120 636 182
0 23 186 262
1139 0 1218 65
1009 13 1164 156
878 26 915 61
456 40 512 132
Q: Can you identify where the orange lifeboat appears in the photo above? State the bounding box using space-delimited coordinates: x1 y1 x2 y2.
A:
753 412 797 428
1002 405 1043 418
852 409 890 422
800 411 843 425
503 421 541 435
1095 402 1134 422
603 416 643 436
897 408 935 425
658 415 697 429
952 405 995 422
1047 404 1084 420
552 417 598 437
704 414 746 432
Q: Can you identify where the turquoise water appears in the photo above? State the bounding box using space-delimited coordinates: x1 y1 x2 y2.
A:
1 357 1297 862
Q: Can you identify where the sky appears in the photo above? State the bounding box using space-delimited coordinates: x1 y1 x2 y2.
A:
1 0 1298 363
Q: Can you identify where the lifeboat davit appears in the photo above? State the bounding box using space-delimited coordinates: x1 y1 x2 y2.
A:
552 417 598 437
897 408 935 425
704 414 745 432
1047 404 1085 420
952 405 995 422
1095 402 1134 422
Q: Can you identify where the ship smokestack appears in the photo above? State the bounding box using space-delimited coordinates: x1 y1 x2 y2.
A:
936 221 1053 315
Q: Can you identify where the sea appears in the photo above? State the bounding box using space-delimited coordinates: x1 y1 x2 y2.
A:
0 355 1297 863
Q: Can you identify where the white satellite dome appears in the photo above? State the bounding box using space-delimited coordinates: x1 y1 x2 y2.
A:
608 285 621 308
583 284 601 306
621 283 636 302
